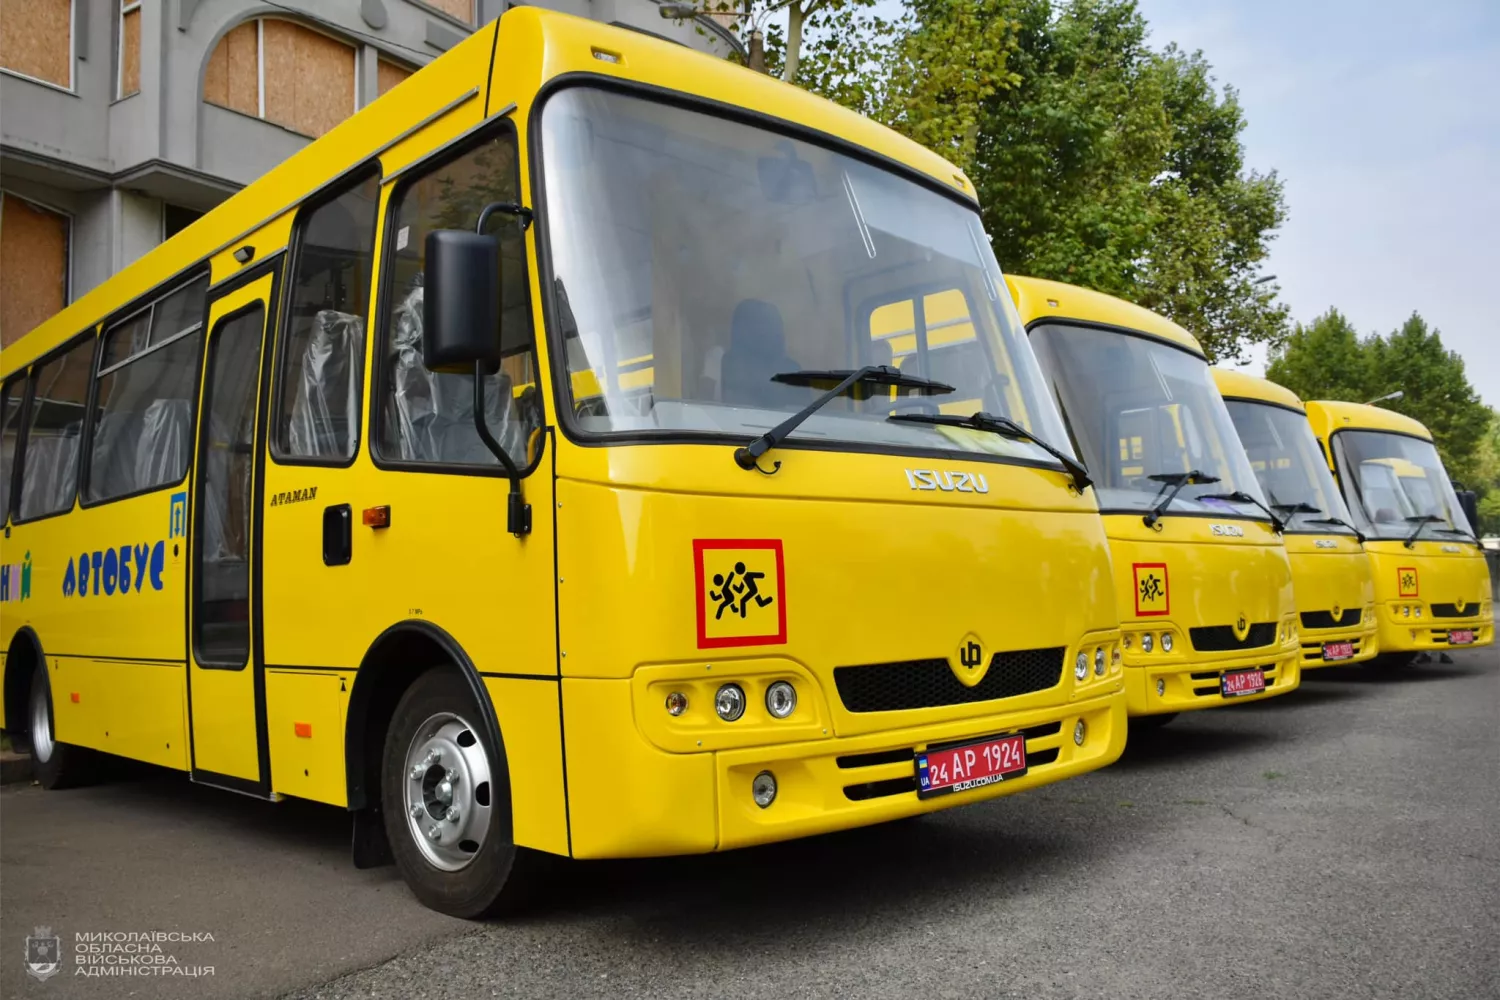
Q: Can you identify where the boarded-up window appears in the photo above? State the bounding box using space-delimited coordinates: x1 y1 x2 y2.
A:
119 0 141 97
0 0 73 89
377 59 412 97
424 0 472 24
0 194 69 349
202 21 258 116
202 19 356 138
262 20 355 138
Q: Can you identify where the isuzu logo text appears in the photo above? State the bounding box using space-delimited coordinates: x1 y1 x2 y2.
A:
906 470 989 493
1314 539 1338 549
1209 524 1244 537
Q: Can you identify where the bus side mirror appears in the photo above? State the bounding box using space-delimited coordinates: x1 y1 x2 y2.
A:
1454 488 1479 534
422 230 500 373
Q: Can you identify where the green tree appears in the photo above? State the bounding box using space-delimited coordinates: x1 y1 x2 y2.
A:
1471 415 1500 535
969 0 1288 361
1265 308 1368 401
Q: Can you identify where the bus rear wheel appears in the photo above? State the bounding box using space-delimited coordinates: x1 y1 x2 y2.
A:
380 668 542 918
29 663 97 789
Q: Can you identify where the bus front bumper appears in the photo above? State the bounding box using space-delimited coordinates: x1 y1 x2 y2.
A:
1123 648 1300 716
561 679 1126 858
1299 622 1380 669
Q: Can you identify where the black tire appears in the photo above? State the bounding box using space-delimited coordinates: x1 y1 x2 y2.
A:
29 662 98 789
1131 712 1178 731
1370 652 1419 670
380 668 544 918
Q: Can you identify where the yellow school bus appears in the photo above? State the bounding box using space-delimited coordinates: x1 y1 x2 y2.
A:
1212 370 1378 667
1303 401 1493 661
1010 277 1300 725
0 8 1127 917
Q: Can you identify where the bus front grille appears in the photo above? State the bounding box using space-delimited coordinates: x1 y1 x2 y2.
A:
1430 602 1481 619
832 647 1065 714
1300 608 1362 630
1189 622 1277 651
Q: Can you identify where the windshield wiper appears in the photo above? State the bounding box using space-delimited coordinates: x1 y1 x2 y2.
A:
1142 470 1219 529
1403 514 1441 548
1200 491 1285 533
1271 501 1321 515
734 366 954 473
1307 516 1366 543
886 411 1092 491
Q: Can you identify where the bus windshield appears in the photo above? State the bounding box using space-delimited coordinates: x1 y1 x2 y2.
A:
1223 400 1357 534
538 86 1073 467
1331 430 1473 541
1027 323 1267 519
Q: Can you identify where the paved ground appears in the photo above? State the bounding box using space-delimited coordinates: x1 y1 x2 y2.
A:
2 646 1496 1000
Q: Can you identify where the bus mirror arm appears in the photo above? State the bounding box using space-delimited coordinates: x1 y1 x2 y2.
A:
472 360 532 537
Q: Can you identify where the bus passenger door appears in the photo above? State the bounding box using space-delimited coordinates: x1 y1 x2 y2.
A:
186 269 278 792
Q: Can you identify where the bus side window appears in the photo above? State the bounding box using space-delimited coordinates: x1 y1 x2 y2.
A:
272 167 381 463
374 125 541 470
0 376 22 523
17 336 94 521
85 275 207 503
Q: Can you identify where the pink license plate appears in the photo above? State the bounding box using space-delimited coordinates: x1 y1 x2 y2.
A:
1322 641 1354 661
916 733 1027 798
1221 668 1265 697
1449 629 1475 645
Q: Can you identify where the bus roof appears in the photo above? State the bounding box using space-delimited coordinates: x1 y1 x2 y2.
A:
3 6 974 376
1303 399 1435 442
1004 275 1205 358
1211 368 1304 412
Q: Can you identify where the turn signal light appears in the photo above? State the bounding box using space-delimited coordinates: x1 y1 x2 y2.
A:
362 505 391 528
294 722 312 738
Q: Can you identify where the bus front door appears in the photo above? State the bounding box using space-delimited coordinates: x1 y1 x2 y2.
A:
186 268 278 792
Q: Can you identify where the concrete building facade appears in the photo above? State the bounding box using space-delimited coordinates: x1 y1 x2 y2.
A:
0 0 741 347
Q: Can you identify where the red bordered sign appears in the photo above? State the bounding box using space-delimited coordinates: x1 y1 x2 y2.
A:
693 539 787 649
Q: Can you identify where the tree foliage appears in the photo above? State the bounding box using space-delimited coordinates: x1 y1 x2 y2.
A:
1266 309 1495 494
970 0 1288 362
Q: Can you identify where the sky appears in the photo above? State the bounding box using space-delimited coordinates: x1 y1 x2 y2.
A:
826 0 1499 406
1117 0 1500 406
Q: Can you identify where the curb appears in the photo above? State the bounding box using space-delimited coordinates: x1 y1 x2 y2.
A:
1 749 35 785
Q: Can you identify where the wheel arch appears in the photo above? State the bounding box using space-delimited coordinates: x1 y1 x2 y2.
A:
344 620 507 816
3 626 44 735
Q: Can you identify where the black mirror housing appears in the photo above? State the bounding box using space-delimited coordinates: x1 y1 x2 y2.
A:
422 230 501 373
1455 488 1480 535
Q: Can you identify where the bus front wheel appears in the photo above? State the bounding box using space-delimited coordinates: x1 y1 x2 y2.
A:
380 668 542 918
29 663 98 789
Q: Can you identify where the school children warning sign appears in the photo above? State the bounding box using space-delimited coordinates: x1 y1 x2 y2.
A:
693 539 787 649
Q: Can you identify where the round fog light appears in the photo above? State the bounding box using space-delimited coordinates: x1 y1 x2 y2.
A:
1156 678 1166 696
1142 632 1154 653
1075 652 1088 680
765 681 797 719
715 684 746 722
1094 648 1105 676
1161 632 1173 653
752 770 777 808
665 691 688 716
1073 719 1086 746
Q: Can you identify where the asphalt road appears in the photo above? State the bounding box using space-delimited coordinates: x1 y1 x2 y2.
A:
2 646 1496 1000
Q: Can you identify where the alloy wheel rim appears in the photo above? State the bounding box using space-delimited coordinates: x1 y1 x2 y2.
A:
30 681 54 764
401 712 492 871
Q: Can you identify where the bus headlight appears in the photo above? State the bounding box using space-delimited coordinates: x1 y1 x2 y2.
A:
1075 653 1089 681
765 681 797 719
1402 606 1411 618
1094 648 1105 675
1161 632 1173 653
1141 632 1154 653
715 684 746 721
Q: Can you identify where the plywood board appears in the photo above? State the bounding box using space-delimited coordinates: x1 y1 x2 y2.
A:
262 19 355 138
377 59 411 97
0 0 73 88
203 22 258 116
120 7 141 96
0 195 68 348
425 0 471 24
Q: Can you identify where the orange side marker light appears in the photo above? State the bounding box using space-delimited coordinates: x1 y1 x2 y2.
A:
294 722 312 738
70 692 80 703
362 505 391 529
